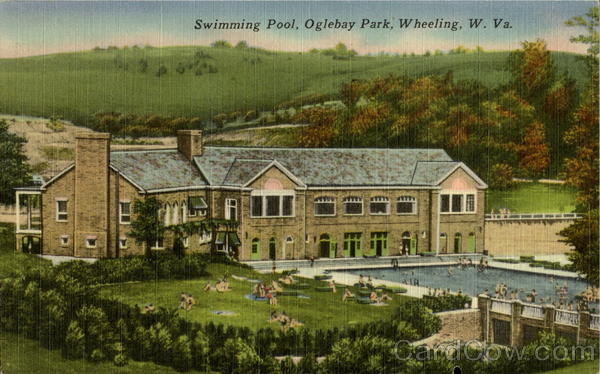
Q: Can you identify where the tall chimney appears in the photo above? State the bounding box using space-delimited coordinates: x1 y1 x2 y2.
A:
177 130 203 160
74 132 111 258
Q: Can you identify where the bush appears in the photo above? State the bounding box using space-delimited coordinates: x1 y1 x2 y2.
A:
320 336 399 374
171 335 193 371
215 338 262 374
422 294 471 312
192 330 210 370
113 353 128 367
90 349 106 363
393 299 441 339
64 321 85 359
490 163 515 190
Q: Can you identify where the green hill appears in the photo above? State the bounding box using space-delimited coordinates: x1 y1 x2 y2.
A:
0 46 589 127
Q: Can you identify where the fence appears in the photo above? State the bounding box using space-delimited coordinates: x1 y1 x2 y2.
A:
485 213 582 221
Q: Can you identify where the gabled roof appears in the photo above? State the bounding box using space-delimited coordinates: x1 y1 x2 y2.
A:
195 147 454 187
411 161 460 186
110 150 208 192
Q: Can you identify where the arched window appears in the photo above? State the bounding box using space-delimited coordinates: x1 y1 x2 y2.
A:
397 196 417 214
369 196 389 215
269 237 277 260
343 197 363 215
181 202 188 223
440 232 448 253
314 196 335 216
172 202 179 225
285 236 294 244
164 204 171 226
251 238 260 255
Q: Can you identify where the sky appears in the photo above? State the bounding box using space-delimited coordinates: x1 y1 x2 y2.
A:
0 1 594 58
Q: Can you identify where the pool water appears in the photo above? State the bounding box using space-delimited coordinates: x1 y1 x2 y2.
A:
339 265 590 305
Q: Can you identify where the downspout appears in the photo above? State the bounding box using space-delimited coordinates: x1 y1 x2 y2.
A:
115 171 120 258
303 189 307 260
436 191 441 255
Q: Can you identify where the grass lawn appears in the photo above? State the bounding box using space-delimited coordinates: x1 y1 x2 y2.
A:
486 183 577 214
0 331 211 374
538 360 599 374
100 263 407 330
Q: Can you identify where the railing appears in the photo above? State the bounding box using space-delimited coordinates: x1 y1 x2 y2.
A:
590 314 600 331
555 310 579 326
522 304 544 319
485 213 582 221
491 300 512 315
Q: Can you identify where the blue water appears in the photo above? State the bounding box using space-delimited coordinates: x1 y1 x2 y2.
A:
339 265 590 305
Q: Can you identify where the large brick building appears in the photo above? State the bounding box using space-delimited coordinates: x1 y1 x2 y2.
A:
15 130 487 260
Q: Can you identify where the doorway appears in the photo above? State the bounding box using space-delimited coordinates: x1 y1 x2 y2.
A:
269 237 276 260
401 231 411 255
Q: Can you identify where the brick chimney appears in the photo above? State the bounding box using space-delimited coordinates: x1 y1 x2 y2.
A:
177 130 203 160
74 132 111 258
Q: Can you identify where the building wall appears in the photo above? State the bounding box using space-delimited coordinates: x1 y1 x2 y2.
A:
484 219 574 256
41 168 76 256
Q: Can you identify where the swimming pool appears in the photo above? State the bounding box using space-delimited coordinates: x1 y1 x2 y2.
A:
337 265 590 305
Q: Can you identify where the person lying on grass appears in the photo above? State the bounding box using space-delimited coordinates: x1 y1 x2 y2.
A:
279 274 295 285
179 293 196 311
369 291 378 303
342 288 355 302
379 292 392 302
271 280 283 292
203 282 216 292
253 282 267 298
216 279 232 292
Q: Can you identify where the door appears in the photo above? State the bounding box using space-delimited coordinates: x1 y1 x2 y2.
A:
344 233 361 257
454 233 462 253
440 233 448 253
319 234 331 258
251 238 261 260
401 231 411 255
410 237 417 255
370 232 388 256
329 240 337 258
492 319 511 346
269 237 276 260
468 233 476 253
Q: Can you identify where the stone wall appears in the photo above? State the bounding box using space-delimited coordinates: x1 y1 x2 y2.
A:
436 309 483 342
484 219 574 256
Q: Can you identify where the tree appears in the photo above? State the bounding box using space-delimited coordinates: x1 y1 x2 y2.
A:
320 336 399 374
211 40 233 48
509 39 555 102
518 121 550 177
215 338 262 374
0 119 31 204
129 197 165 256
488 164 515 190
560 6 599 284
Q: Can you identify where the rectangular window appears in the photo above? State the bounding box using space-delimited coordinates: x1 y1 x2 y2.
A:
251 196 263 217
225 199 237 220
188 196 208 217
282 196 294 216
440 195 450 213
466 194 475 212
369 197 390 215
119 238 128 249
119 202 131 224
314 197 335 216
152 238 164 249
56 199 68 222
266 196 280 216
451 195 463 212
344 198 363 215
182 237 189 248
199 232 212 244
397 197 417 214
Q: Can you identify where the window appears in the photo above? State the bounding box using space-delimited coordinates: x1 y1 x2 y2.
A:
119 202 131 224
164 204 171 226
343 197 363 215
285 236 294 244
397 196 417 214
225 199 237 220
440 195 450 213
314 197 336 216
466 194 475 212
251 193 295 217
56 199 68 222
152 238 164 249
119 237 128 249
440 193 476 214
85 236 97 248
451 195 463 213
172 202 179 225
266 196 280 216
199 232 212 244
251 238 260 253
60 235 69 246
282 196 293 216
182 237 189 248
251 196 263 217
188 196 208 217
181 203 187 223
370 196 389 215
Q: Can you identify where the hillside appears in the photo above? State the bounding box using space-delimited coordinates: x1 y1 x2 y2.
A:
0 46 589 127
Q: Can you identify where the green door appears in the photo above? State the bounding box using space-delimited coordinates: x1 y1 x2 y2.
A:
454 233 462 253
330 240 337 258
269 238 276 260
409 237 417 255
251 239 261 260
370 232 388 256
467 234 476 253
344 233 362 257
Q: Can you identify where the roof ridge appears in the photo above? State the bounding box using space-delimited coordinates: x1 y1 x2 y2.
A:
111 148 177 154
203 146 447 152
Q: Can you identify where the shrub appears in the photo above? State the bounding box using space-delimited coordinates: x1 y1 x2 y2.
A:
215 338 262 374
64 321 85 359
90 349 106 363
422 294 472 312
490 163 515 190
113 353 129 367
171 335 193 371
192 330 210 370
148 322 173 365
320 336 399 374
393 299 441 339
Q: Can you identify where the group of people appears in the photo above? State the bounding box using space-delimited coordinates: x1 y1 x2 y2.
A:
269 311 303 331
179 292 196 311
358 274 374 288
252 281 280 305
